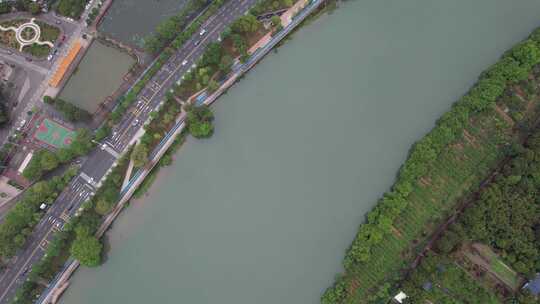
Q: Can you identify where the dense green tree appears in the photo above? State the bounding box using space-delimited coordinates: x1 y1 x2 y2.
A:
70 234 102 267
201 42 224 67
186 105 214 138
70 129 94 156
512 40 540 69
39 150 59 171
57 148 74 163
207 79 219 92
132 143 149 167
321 277 348 304
0 170 75 258
56 0 85 19
271 15 281 27
231 14 260 34
219 54 234 74
95 125 111 141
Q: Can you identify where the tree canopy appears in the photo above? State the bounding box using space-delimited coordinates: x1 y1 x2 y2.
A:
132 143 149 168
70 231 102 267
186 105 214 138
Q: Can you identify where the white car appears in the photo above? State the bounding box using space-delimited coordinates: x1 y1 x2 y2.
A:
47 54 53 61
182 59 188 66
199 29 207 36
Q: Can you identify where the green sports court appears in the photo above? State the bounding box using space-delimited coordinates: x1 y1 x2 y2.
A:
34 118 75 149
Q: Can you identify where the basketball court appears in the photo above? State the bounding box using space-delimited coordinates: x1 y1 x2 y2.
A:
33 118 75 149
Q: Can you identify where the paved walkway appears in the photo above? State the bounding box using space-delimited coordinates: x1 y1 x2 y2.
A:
0 18 55 51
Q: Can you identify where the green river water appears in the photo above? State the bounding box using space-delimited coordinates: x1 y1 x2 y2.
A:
60 0 540 303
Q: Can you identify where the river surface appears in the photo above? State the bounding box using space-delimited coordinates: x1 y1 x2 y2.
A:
99 0 187 47
60 0 540 303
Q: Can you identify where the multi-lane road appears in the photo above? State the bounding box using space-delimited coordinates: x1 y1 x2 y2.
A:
0 0 258 302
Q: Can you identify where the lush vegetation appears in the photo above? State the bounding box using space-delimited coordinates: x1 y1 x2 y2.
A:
402 129 540 303
131 142 149 168
14 192 106 303
222 13 263 62
70 224 102 267
173 41 233 99
0 166 78 259
43 96 91 122
186 104 214 138
322 27 540 304
22 128 94 180
173 14 263 100
55 0 87 19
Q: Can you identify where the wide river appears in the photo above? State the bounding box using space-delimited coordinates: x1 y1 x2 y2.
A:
61 0 540 303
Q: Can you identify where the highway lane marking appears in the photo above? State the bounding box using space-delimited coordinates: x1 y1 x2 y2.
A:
0 226 55 302
110 3 243 150
111 24 224 150
60 213 70 221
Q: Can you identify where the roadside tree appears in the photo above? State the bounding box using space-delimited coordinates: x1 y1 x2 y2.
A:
70 233 102 267
132 143 149 168
186 105 214 138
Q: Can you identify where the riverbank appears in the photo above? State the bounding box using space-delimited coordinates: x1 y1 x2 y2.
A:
322 25 540 304
51 1 540 303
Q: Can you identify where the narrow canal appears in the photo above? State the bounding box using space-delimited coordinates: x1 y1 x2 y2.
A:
60 0 540 303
